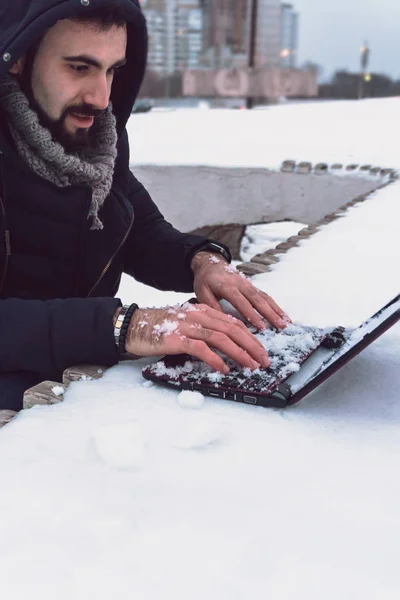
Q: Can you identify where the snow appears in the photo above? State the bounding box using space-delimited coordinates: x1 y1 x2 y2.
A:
51 385 65 397
1 101 400 599
177 390 205 410
251 182 399 328
145 323 329 393
93 422 145 469
209 255 220 264
173 415 221 450
152 319 179 338
241 221 305 262
128 99 400 170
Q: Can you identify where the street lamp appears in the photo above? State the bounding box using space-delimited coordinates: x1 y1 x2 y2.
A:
358 42 370 99
247 0 259 109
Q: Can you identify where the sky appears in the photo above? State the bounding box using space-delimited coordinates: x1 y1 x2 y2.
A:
294 0 400 81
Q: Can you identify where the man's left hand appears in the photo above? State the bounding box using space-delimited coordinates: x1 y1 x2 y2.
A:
191 252 291 331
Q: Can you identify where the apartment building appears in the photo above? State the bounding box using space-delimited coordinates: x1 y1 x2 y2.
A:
141 0 299 74
140 0 204 73
280 2 299 68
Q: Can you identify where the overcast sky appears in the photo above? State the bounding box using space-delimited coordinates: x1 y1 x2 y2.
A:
294 0 400 80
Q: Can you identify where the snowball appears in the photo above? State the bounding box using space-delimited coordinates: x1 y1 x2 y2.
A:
93 422 145 469
177 391 205 410
51 386 65 397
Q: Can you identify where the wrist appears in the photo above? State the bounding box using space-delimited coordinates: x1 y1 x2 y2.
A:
191 251 229 275
113 303 139 360
190 242 231 275
113 307 122 326
124 308 154 358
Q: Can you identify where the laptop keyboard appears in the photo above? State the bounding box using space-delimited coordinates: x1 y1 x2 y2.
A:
145 324 331 394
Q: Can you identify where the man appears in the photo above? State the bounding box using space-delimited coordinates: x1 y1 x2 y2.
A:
0 0 289 415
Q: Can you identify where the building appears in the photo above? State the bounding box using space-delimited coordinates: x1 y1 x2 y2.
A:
140 0 204 74
140 0 168 73
141 0 301 88
175 1 204 70
202 0 249 68
280 3 299 68
202 0 286 70
255 0 281 67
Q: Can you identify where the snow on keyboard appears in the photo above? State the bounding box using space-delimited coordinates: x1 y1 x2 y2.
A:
145 324 331 394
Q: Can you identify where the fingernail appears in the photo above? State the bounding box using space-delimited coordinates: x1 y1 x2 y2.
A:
261 355 271 368
223 365 230 374
257 321 266 330
251 361 261 370
283 313 292 323
277 318 287 328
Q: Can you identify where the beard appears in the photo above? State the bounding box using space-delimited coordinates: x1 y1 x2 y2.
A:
19 66 104 154
30 97 102 154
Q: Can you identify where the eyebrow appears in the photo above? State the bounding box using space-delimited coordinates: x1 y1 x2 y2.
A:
63 55 127 70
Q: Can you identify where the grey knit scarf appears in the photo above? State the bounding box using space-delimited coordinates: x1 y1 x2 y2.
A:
0 75 118 230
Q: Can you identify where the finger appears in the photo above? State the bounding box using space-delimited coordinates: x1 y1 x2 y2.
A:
220 287 267 330
189 305 265 349
195 286 224 312
180 337 230 373
183 325 261 370
258 289 291 322
243 286 289 329
187 313 270 366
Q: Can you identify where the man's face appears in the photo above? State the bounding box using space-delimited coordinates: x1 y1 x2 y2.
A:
13 19 127 151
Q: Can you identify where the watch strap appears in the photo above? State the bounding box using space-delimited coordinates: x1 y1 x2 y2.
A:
191 241 232 264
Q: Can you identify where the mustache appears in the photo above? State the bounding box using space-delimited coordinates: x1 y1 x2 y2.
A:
64 105 105 118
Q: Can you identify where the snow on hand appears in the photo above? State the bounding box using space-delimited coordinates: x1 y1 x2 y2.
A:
147 322 329 392
152 319 179 338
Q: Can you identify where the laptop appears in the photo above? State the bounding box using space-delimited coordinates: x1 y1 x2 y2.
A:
142 295 400 408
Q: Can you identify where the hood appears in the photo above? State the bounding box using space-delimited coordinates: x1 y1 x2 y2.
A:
0 0 148 135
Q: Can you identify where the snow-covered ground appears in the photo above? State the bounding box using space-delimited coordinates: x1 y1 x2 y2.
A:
128 98 400 170
240 221 305 262
1 101 400 599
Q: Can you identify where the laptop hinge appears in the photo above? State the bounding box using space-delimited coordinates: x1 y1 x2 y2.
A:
267 383 292 407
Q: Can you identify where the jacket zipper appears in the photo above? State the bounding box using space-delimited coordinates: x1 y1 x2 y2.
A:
0 151 11 296
87 209 134 298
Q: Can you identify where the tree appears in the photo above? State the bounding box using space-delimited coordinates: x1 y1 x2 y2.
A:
321 70 398 99
302 61 324 81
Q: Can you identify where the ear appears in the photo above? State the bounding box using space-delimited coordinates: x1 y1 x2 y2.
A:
9 56 25 75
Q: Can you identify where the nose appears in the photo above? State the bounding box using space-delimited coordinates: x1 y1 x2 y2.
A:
82 75 111 111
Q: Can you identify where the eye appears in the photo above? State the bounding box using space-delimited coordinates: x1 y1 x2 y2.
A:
111 66 124 77
69 64 88 73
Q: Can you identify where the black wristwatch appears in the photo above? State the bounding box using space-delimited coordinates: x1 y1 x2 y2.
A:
192 242 232 265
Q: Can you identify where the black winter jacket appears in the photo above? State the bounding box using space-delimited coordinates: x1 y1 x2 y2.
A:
0 0 229 379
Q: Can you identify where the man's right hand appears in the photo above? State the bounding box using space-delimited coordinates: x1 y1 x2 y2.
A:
125 303 272 373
